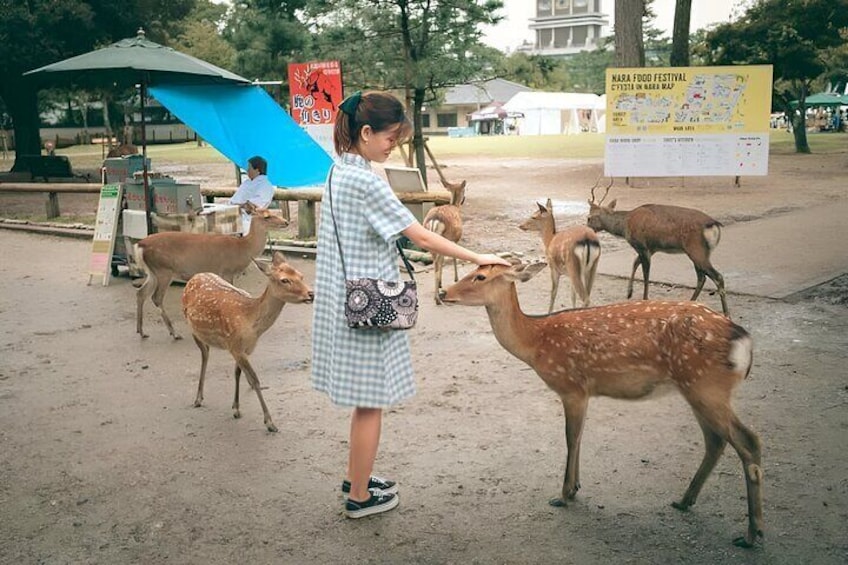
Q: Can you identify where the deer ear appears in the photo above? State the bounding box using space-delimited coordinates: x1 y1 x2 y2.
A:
608 199 617 210
253 257 271 274
545 198 553 211
505 261 547 283
536 201 546 213
243 201 257 215
272 251 288 266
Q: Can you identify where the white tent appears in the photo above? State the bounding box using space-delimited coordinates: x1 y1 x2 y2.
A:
503 92 602 135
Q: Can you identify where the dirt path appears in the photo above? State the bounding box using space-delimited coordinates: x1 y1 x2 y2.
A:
1 150 847 564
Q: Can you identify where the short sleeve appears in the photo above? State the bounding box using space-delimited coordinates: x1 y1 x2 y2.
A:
362 176 416 242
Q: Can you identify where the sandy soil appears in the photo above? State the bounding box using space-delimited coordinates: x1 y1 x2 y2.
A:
1 148 847 564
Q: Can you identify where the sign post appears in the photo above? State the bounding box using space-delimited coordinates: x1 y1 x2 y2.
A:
88 183 123 286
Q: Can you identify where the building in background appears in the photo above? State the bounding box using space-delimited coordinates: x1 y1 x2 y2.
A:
523 0 610 57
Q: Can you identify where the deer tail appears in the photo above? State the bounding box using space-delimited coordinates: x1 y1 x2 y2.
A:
703 222 722 250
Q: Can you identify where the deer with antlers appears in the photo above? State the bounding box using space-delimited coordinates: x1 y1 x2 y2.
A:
423 180 467 304
134 203 287 339
520 198 600 312
587 184 729 315
440 260 763 548
182 252 313 432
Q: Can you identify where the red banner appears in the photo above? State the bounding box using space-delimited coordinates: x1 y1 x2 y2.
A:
287 60 343 126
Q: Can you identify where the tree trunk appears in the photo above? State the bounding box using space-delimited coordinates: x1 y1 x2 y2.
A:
789 84 811 154
4 83 42 169
411 87 428 188
614 0 646 67
670 0 691 67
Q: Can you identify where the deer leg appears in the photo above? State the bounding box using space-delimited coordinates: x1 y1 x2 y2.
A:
549 268 561 313
640 254 652 300
684 395 763 547
704 267 729 316
434 254 444 305
672 413 726 511
584 259 599 307
626 255 641 299
136 275 156 338
232 363 242 419
235 355 278 433
150 275 181 340
550 394 588 507
728 416 764 548
452 256 459 282
192 336 209 407
691 266 708 300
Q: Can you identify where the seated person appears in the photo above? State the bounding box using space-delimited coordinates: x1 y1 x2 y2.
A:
229 155 275 233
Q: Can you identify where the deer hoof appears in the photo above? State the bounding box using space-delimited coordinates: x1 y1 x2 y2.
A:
671 500 691 512
232 410 241 419
732 531 762 549
266 422 278 433
548 497 567 507
193 400 203 408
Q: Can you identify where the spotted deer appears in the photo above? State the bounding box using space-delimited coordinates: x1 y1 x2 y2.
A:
181 251 313 432
586 185 729 315
134 203 287 339
440 261 763 548
423 180 467 304
520 198 600 312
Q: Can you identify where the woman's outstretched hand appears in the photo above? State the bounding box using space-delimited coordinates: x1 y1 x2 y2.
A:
474 253 511 267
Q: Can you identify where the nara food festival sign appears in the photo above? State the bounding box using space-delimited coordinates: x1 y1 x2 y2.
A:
604 65 773 177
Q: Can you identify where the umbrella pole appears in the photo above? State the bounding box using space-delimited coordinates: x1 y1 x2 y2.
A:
140 82 153 236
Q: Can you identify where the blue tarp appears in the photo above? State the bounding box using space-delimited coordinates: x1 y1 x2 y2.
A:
149 84 333 187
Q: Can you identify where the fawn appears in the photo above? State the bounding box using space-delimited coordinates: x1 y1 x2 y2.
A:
520 198 600 311
423 180 467 304
181 251 313 432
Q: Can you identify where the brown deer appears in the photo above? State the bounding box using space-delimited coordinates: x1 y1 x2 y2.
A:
134 203 287 339
423 180 467 304
440 261 763 548
519 198 601 312
586 185 729 315
182 252 313 432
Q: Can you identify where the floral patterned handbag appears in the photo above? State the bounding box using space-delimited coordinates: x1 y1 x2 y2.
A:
327 167 419 330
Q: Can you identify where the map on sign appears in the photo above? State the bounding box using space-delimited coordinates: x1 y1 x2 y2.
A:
604 65 773 177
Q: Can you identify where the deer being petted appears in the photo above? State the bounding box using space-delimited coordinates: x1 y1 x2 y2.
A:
440 261 764 548
423 180 467 304
134 203 287 339
519 198 600 312
181 251 313 433
586 185 729 315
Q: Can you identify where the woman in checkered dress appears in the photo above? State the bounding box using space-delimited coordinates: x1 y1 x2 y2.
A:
312 91 508 518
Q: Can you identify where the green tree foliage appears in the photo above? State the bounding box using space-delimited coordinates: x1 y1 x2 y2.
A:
224 0 310 84
172 1 236 70
0 0 195 164
703 0 848 153
303 0 504 181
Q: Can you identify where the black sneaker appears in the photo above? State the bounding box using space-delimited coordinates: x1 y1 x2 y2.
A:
341 476 398 499
345 491 399 519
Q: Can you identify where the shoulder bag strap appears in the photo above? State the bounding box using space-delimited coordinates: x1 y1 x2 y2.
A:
327 164 416 282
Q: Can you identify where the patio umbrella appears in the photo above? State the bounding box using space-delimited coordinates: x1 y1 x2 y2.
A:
24 28 251 234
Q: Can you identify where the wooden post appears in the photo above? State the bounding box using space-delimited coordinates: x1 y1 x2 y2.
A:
46 192 60 218
298 201 316 238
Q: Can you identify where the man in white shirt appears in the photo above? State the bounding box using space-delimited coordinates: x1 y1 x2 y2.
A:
229 155 275 233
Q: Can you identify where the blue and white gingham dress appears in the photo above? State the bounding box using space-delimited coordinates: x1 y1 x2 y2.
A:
311 153 418 407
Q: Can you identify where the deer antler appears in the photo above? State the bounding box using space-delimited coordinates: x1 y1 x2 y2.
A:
590 179 612 205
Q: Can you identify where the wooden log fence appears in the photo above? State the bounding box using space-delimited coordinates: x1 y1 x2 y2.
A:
0 182 452 239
